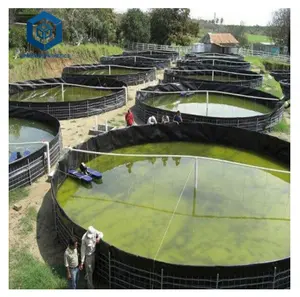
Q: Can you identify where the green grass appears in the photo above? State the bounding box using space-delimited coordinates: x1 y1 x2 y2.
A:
18 206 37 235
9 248 67 289
9 187 29 206
244 56 266 72
259 73 283 98
272 118 290 134
9 43 123 82
246 34 272 44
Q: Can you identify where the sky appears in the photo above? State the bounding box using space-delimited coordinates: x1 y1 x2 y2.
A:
114 8 277 26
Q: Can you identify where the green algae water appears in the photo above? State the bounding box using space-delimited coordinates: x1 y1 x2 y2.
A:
9 86 112 103
9 117 56 162
145 94 272 117
75 67 143 75
57 142 290 266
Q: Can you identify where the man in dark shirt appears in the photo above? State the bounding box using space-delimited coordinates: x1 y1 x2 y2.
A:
173 111 183 124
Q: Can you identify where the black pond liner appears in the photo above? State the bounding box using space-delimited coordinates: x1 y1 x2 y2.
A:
279 79 290 100
51 123 290 289
9 106 62 190
270 70 290 82
163 66 263 88
62 64 156 86
9 76 127 120
123 50 179 61
185 52 244 60
177 58 251 71
100 55 171 69
135 82 284 132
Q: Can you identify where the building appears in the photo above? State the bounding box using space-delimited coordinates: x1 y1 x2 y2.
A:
201 33 239 54
252 42 280 55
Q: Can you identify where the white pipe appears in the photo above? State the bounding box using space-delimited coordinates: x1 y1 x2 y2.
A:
61 83 64 101
206 91 209 116
140 89 278 101
108 65 111 75
123 86 128 104
68 148 290 174
212 59 215 66
105 119 108 132
212 70 214 81
194 158 198 190
10 141 51 174
95 115 98 131
134 56 137 63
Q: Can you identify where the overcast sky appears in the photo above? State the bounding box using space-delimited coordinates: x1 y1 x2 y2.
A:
114 8 277 26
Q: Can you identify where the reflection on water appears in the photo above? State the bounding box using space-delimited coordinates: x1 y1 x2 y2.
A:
9 117 56 162
57 142 290 266
146 93 272 118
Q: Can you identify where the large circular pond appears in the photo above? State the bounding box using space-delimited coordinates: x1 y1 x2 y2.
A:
57 142 290 266
9 85 112 103
145 93 272 117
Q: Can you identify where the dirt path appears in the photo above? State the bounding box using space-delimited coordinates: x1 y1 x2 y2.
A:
9 72 163 266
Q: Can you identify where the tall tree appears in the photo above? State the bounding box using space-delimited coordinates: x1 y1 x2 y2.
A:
220 17 224 25
268 8 290 54
121 9 150 43
150 9 198 45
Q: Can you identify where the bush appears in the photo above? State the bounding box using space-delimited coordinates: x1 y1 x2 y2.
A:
263 60 290 71
9 26 27 50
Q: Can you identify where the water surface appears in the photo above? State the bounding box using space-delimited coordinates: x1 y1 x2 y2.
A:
57 142 290 266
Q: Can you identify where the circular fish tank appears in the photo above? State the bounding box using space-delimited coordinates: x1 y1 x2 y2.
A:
185 52 244 60
100 55 171 69
9 106 62 190
164 67 263 88
52 123 290 289
279 79 290 100
135 82 284 131
177 58 251 70
62 64 156 86
123 50 179 61
9 77 126 120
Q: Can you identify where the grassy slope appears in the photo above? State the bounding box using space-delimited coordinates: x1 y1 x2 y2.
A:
246 34 272 43
9 43 123 82
244 56 290 134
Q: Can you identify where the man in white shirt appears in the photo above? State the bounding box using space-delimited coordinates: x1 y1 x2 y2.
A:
161 114 170 124
79 226 104 289
147 115 157 125
64 237 79 289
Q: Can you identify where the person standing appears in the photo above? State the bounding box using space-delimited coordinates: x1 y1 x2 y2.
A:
161 114 170 124
79 226 104 289
64 237 80 289
147 115 157 125
125 109 135 127
173 110 183 124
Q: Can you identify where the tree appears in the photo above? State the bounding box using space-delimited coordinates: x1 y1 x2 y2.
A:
220 17 224 25
268 9 290 54
121 9 150 43
216 18 219 24
150 9 199 45
227 24 248 47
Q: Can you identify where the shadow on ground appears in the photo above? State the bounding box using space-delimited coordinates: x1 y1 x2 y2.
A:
36 189 109 289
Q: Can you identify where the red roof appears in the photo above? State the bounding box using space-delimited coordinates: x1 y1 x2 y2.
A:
208 33 239 45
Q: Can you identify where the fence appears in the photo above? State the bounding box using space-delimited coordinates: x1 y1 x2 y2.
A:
126 42 290 63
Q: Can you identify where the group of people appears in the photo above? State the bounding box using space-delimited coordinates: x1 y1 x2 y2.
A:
125 109 183 127
64 226 104 289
